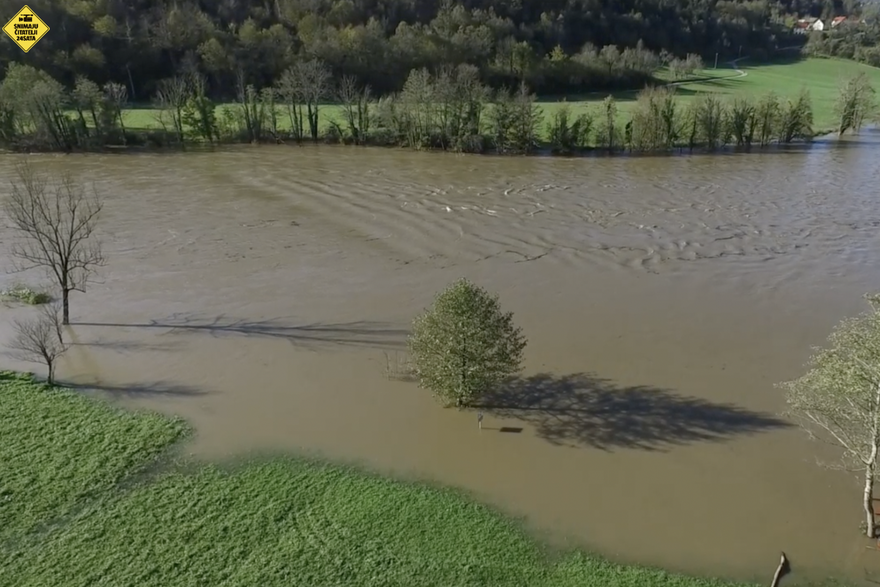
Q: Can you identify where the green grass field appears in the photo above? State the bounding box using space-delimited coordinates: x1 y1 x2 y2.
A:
537 56 880 133
0 370 764 587
122 57 880 139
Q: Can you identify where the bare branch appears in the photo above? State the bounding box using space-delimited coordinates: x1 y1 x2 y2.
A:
7 308 68 384
40 300 65 344
2 162 105 324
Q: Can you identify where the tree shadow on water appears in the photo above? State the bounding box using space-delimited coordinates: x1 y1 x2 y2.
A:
479 373 791 451
73 313 408 351
70 338 185 354
62 380 210 398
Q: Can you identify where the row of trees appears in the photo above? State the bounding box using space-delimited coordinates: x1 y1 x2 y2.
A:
0 0 819 99
378 69 817 154
2 59 840 155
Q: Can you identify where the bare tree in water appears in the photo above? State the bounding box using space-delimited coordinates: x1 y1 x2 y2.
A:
3 162 105 324
7 302 68 384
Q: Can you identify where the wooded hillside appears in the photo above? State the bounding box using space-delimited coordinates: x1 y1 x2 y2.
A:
0 0 855 98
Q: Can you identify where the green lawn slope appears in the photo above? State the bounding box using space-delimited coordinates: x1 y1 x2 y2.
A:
536 56 880 134
122 57 880 139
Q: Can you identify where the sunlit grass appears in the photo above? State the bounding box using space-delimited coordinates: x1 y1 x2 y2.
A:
0 372 801 586
0 372 187 548
536 57 880 134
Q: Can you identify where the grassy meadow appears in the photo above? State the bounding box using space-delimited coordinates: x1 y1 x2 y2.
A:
0 370 767 587
542 56 880 134
121 56 880 140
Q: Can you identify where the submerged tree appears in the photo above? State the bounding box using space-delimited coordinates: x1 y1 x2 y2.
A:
547 102 593 154
2 162 105 325
779 294 880 538
778 87 813 144
597 95 620 152
755 91 781 147
728 96 757 149
7 302 68 384
409 278 527 408
153 74 193 144
835 72 877 136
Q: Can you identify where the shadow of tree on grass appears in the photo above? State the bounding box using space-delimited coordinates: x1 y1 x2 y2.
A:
479 372 790 451
73 313 408 351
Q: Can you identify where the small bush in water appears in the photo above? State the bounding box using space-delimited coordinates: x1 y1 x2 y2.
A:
409 278 527 407
1 285 52 305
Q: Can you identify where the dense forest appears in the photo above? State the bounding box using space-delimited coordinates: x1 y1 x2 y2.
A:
0 0 867 155
0 0 857 99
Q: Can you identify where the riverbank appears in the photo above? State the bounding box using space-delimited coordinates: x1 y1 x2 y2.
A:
116 56 873 138
0 370 768 587
2 57 874 156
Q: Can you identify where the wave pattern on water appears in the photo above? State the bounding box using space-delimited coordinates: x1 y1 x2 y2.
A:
197 145 880 290
1 142 878 295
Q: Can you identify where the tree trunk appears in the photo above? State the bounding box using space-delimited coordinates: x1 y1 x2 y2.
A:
62 289 70 325
770 552 789 587
865 462 876 538
47 359 55 385
126 64 137 101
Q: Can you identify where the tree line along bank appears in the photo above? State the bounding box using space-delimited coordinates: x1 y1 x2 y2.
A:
2 61 876 155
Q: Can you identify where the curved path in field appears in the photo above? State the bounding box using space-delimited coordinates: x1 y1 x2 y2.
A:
727 56 748 79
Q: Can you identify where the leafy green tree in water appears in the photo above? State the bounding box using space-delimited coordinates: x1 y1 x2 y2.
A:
629 86 678 152
728 96 757 149
510 82 543 154
181 74 218 144
547 102 594 154
778 87 813 144
597 95 620 152
779 294 880 539
835 73 877 136
409 279 527 407
755 92 781 147
694 93 729 151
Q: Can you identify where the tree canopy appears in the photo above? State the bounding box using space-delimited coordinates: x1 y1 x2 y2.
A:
780 294 880 538
409 278 526 407
0 0 854 98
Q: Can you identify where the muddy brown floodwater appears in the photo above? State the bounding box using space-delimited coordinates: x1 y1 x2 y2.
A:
2 136 880 584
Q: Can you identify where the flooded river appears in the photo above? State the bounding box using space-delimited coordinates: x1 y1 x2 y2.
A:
2 137 880 583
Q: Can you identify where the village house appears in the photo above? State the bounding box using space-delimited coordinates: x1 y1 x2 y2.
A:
831 15 868 28
794 17 824 33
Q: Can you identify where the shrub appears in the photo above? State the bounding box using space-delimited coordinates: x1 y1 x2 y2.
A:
409 278 527 407
1 284 52 305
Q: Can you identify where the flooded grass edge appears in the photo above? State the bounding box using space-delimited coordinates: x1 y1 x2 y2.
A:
0 370 852 586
